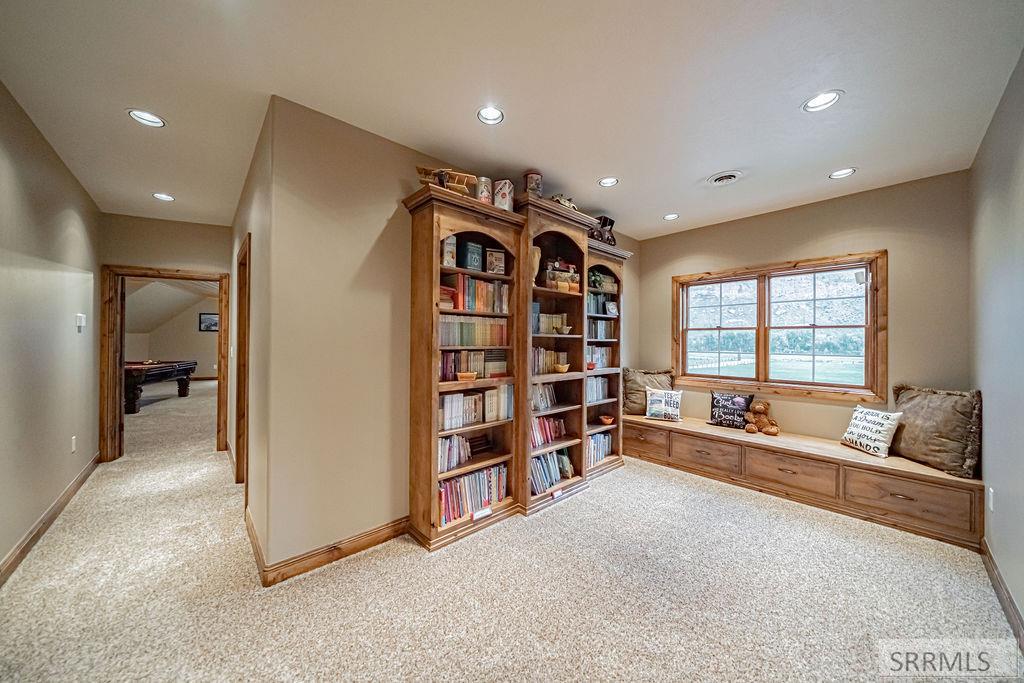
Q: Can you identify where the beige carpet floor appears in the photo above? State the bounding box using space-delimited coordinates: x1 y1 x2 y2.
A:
0 380 1016 681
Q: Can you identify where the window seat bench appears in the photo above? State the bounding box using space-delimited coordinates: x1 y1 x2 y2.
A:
622 414 984 551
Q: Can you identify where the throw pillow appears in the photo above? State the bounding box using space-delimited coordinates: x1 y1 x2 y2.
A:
841 405 903 457
623 368 673 415
708 391 754 429
645 387 682 421
890 384 982 479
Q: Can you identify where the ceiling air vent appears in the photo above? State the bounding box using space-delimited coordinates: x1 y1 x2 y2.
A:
707 170 743 186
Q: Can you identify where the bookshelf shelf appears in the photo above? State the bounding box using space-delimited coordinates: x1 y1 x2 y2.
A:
438 452 514 481
533 333 582 339
443 308 511 318
437 495 517 532
586 367 621 376
588 287 618 295
530 474 584 501
587 454 623 479
587 338 618 343
531 371 585 384
586 423 618 435
437 418 514 438
587 396 618 406
586 313 618 320
439 345 512 351
532 286 582 298
531 436 582 457
439 376 513 392
440 265 513 282
532 403 582 417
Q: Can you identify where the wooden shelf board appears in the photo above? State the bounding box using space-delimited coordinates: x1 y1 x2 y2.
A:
586 338 618 343
438 418 513 437
529 475 584 502
533 286 582 298
586 397 618 406
586 423 619 435
439 345 511 351
531 437 582 456
438 495 517 532
532 403 582 417
532 372 585 384
441 308 511 318
438 452 513 481
533 333 582 339
586 367 621 376
586 313 619 319
440 265 512 282
439 376 513 392
588 287 619 295
587 454 623 476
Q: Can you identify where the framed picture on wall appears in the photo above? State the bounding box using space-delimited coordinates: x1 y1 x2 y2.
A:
198 313 219 332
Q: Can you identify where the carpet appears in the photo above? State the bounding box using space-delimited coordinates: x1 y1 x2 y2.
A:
0 380 1016 680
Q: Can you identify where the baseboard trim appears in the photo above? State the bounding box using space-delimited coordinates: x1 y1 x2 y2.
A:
0 452 100 587
245 509 408 587
192 376 217 381
981 538 1024 651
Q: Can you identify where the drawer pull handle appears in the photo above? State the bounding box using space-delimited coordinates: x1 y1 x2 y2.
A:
695 449 711 456
778 467 798 475
890 493 917 502
637 434 646 441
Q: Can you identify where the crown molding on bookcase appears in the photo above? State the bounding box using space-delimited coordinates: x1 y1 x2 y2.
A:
587 239 633 261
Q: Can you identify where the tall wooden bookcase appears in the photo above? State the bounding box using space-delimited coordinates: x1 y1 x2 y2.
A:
405 185 632 549
404 184 525 550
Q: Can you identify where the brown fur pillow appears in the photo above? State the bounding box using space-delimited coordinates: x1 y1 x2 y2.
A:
623 368 673 415
890 384 982 479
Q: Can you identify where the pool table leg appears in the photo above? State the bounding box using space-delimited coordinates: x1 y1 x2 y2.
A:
177 375 191 398
125 383 143 414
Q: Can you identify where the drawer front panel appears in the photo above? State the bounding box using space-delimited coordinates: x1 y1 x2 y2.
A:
744 447 839 500
623 424 669 461
843 468 974 534
670 433 741 475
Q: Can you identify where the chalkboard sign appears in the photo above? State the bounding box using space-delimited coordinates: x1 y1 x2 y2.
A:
708 391 753 429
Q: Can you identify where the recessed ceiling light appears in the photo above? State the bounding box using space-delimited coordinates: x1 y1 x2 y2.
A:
597 177 619 187
706 170 742 186
828 167 857 179
152 192 175 201
801 90 844 112
128 109 166 127
663 213 680 221
477 105 504 125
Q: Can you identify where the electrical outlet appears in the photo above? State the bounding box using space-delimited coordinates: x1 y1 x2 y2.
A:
213 363 217 371
71 435 77 453
987 487 995 512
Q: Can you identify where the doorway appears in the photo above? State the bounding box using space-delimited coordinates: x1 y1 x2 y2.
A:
235 234 251 500
99 265 229 463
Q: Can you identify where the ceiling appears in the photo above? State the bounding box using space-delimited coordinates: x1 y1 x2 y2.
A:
1 1 1022 240
125 279 217 333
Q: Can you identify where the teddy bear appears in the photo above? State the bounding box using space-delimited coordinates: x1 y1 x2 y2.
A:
744 399 781 436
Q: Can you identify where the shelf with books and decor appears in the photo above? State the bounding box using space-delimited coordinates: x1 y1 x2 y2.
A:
515 193 596 514
584 238 633 479
404 183 525 550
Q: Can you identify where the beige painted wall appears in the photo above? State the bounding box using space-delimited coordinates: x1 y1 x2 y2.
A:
969 47 1024 615
614 233 641 369
638 171 973 439
149 297 220 376
0 81 101 564
125 333 150 360
100 213 232 273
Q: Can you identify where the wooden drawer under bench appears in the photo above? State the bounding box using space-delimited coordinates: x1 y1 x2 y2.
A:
622 415 984 551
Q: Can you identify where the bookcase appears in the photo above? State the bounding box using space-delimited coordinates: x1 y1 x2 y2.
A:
404 184 525 550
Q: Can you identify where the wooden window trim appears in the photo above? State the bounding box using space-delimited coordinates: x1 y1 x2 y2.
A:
671 251 888 403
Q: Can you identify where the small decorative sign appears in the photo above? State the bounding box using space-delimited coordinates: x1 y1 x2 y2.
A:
471 506 492 521
551 489 563 500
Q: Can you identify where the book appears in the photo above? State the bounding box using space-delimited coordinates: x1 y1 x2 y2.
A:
529 449 573 495
585 345 612 368
531 384 559 412
531 416 567 448
438 388 513 430
485 249 505 274
440 315 508 346
531 347 568 375
439 350 508 381
438 464 508 526
587 433 612 467
456 240 484 271
442 235 457 267
587 319 615 339
586 376 609 402
440 274 509 314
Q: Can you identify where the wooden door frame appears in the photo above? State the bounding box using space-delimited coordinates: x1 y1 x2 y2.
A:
99 265 230 463
234 234 251 494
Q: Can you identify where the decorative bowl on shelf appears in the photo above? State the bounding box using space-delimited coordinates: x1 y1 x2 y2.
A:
456 371 478 382
586 361 596 370
558 326 573 335
599 415 616 425
553 363 570 373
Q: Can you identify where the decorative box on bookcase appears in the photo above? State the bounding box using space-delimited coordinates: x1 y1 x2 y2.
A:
403 184 525 550
584 238 633 480
515 193 598 514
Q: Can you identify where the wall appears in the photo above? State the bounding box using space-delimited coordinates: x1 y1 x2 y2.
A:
0 81 101 565
100 213 232 273
638 171 973 439
148 297 220 376
969 47 1024 617
125 333 150 360
614 233 641 369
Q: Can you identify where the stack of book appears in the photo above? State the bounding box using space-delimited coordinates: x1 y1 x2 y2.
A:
530 416 567 448
440 315 508 346
438 464 508 526
441 274 509 313
586 292 617 315
529 449 573 495
534 311 568 334
531 347 568 374
439 349 508 381
585 345 612 368
587 433 612 467
437 434 472 473
587 319 615 339
530 384 559 412
439 386 514 430
586 377 609 402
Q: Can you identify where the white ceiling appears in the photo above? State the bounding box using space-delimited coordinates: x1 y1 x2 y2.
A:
1 1 1022 239
125 279 216 333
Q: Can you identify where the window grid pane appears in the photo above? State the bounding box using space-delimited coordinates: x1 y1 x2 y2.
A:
684 279 758 380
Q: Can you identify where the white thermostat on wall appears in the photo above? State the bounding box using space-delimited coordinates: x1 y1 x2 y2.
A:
75 313 87 332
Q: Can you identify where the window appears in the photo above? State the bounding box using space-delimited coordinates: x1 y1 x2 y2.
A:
673 251 887 402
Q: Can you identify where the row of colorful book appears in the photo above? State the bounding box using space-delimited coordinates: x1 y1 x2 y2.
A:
587 433 612 467
439 349 507 381
585 345 613 368
530 416 567 449
438 386 514 430
586 292 617 316
586 376 609 402
530 383 562 412
531 347 568 374
440 273 510 313
437 434 472 473
440 315 508 347
534 310 568 334
529 450 574 495
438 464 508 527
587 319 616 339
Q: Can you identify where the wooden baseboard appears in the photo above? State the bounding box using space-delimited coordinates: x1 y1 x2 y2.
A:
981 538 1024 651
245 509 408 587
0 452 100 587
192 376 217 381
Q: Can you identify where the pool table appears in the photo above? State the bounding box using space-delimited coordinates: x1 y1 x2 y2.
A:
124 361 198 414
